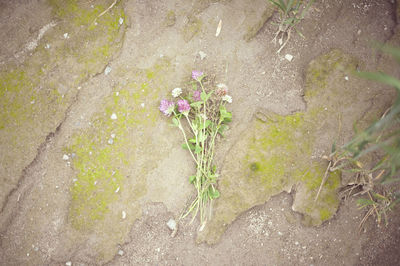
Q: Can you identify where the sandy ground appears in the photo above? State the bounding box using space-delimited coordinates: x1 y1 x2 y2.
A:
1 0 400 265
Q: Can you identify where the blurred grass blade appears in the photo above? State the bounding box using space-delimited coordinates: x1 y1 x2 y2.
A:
357 71 400 92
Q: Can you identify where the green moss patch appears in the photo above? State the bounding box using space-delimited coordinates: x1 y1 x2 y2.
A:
66 58 171 231
197 50 369 244
0 0 125 209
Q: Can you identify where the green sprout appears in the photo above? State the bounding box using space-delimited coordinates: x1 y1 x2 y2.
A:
269 0 314 53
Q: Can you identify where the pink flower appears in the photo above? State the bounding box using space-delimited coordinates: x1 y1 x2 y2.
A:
193 90 201 101
177 99 190 114
159 99 175 116
192 70 204 81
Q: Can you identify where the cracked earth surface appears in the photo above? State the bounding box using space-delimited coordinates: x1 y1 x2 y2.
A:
1 0 400 265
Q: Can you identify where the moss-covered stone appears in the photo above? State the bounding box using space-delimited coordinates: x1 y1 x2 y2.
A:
0 0 125 210
197 49 375 244
182 15 202 42
66 58 171 231
164 10 176 27
60 57 175 263
243 2 275 41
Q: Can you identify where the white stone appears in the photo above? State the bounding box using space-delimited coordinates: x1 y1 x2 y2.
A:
166 219 177 231
122 211 126 219
118 250 124 256
199 51 207 60
345 76 349 81
141 103 145 108
104 66 112 75
119 17 124 25
66 262 72 266
63 154 69 161
63 33 69 39
111 113 117 120
115 187 120 193
285 54 294 62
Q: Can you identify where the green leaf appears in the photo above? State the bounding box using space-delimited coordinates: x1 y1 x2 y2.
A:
201 91 207 101
269 0 285 12
189 175 196 184
199 120 211 130
209 188 220 199
220 105 232 122
194 144 202 154
357 198 375 208
218 124 229 136
286 0 295 11
331 141 336 153
198 131 207 142
172 117 179 127
182 143 194 150
189 138 196 143
190 101 203 108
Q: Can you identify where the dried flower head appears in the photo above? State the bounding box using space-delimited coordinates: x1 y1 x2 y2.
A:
159 99 175 116
222 95 232 103
216 83 228 96
177 99 190 115
172 87 182 98
192 70 204 81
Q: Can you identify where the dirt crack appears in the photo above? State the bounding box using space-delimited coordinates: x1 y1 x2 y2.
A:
0 87 81 237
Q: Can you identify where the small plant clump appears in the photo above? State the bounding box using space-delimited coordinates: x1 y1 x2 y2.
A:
317 45 400 228
269 0 314 53
159 71 232 229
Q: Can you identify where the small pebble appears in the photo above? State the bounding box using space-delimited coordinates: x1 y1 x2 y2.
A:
63 33 69 39
122 211 126 219
108 138 114 145
115 187 120 193
344 76 349 81
63 154 69 161
119 17 124 25
199 51 207 60
278 231 283 236
111 113 117 120
166 219 177 231
285 54 294 62
104 66 112 75
66 262 72 266
141 103 145 108
118 250 124 256
116 91 119 96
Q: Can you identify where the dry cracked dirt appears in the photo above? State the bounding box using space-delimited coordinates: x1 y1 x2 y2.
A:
1 0 400 265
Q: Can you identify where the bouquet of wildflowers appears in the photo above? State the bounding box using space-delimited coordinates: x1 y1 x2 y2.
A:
159 70 232 229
